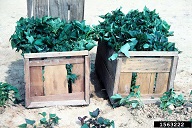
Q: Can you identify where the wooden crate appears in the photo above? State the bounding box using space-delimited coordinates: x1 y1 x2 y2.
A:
27 0 84 21
24 50 90 108
95 42 179 103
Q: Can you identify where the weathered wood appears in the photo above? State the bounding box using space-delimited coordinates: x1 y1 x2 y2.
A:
33 0 48 18
29 57 84 67
136 73 155 94
30 67 44 96
121 57 172 72
168 56 179 89
84 56 90 103
24 59 31 107
118 73 132 95
44 65 68 95
113 58 122 94
155 73 170 94
24 50 88 58
72 63 85 92
27 0 32 17
69 0 84 21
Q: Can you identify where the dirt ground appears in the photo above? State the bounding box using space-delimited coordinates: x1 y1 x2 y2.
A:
0 0 192 127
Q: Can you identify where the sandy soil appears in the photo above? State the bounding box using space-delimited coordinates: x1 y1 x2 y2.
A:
0 0 192 127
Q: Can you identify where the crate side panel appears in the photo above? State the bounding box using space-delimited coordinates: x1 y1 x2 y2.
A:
155 73 169 94
44 65 68 95
30 66 44 96
118 72 132 95
72 63 85 92
121 57 172 72
136 73 156 94
33 0 48 18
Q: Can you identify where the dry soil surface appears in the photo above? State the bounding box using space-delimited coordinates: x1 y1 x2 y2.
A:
0 0 192 128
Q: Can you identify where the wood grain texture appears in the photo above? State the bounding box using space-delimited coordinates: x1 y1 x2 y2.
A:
24 59 31 107
27 0 32 17
44 65 68 95
30 67 44 96
118 73 132 95
33 0 48 18
84 56 90 104
136 73 155 94
113 58 122 94
72 63 85 92
121 57 172 72
24 50 88 58
155 73 170 94
69 0 84 21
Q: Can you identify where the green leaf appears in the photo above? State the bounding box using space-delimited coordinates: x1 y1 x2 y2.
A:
143 44 150 49
18 124 27 128
26 36 34 44
49 113 56 119
39 112 47 117
119 43 130 58
131 102 138 108
85 42 96 51
110 94 122 101
89 108 100 118
34 39 43 45
40 118 47 124
25 119 35 125
81 124 89 128
97 117 104 125
108 53 118 61
190 90 192 96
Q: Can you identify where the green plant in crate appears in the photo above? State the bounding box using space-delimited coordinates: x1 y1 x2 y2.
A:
18 112 60 128
159 89 186 114
93 6 179 60
110 85 143 108
78 108 115 128
0 82 21 107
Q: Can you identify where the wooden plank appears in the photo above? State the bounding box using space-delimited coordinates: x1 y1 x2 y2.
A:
27 100 88 108
24 59 31 107
113 58 122 94
27 0 33 17
33 0 48 18
44 65 68 95
68 0 84 21
121 57 172 72
72 63 85 92
168 56 179 89
30 67 44 96
136 73 155 94
49 0 68 20
119 51 178 57
84 56 90 104
24 50 89 58
118 73 132 95
29 57 84 67
155 73 170 94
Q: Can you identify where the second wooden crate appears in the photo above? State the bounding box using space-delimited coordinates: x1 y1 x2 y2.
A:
95 42 179 103
24 50 90 108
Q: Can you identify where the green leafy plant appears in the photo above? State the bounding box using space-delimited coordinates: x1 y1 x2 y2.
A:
110 85 143 108
159 89 186 114
18 112 60 128
93 6 179 60
0 82 21 107
78 108 115 128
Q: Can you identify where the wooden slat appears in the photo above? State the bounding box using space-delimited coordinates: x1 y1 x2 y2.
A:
27 0 32 17
30 67 44 96
118 73 132 95
113 58 122 94
29 57 84 67
33 0 48 18
119 51 178 57
72 63 85 92
24 50 89 58
155 73 170 94
68 0 84 21
49 0 68 20
136 73 155 94
27 100 87 108
84 56 90 104
168 56 179 89
24 59 31 107
44 65 68 95
121 57 172 72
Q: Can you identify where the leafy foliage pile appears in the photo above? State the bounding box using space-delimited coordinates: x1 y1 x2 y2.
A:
78 108 115 128
159 89 186 114
0 82 21 107
18 112 60 128
10 16 96 55
110 85 143 108
94 6 179 60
